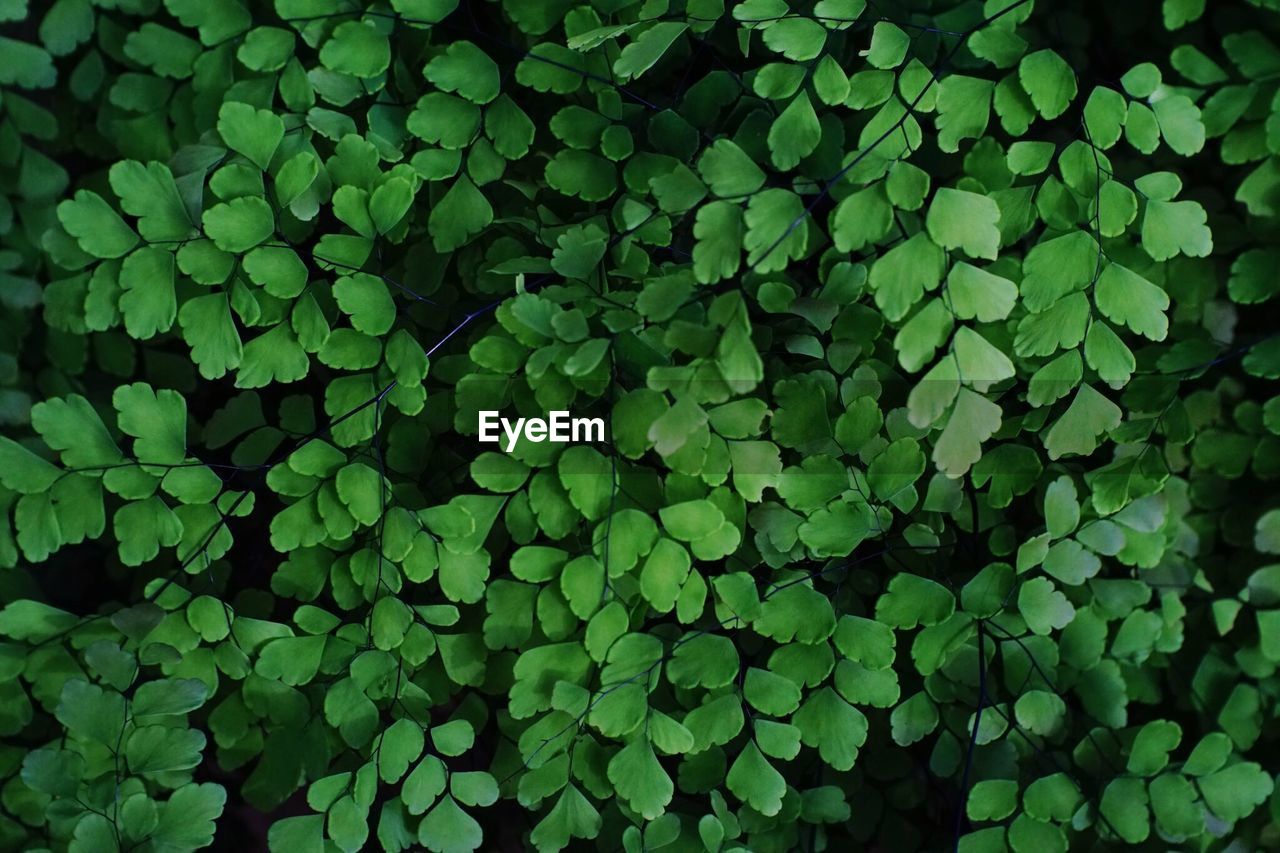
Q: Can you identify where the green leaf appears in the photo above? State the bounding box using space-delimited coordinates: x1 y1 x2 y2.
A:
554 446 609 521
743 667 801 716
369 178 414 234
926 188 1000 259
0 36 55 88
876 574 953 629
945 263 1017 321
379 718 426 782
659 500 725 542
550 224 607 281
114 497 184 565
1043 476 1080 539
792 687 869 771
204 196 274 253
867 437 925 501
530 785 602 852
1230 249 1280 304
614 23 687 81
247 247 309 300
236 324 310 389
391 0 458 22
560 555 604 619
669 632 738 688
933 388 1003 478
1256 510 1280 554
124 22 201 77
726 741 787 816
936 75 994 152
56 679 126 744
1044 384 1122 460
256 635 325 686
967 779 1018 821
813 54 850 105
269 816 324 853
238 26 296 71
114 382 187 464
763 18 827 61
1153 94 1205 155
433 720 476 758
1018 577 1075 635
546 150 616 201
321 20 390 77
866 22 909 69
744 188 808 273
419 795 483 853
126 725 206 773
430 176 492 252
638 539 691 614
1019 230 1098 313
869 233 946 321
953 327 1015 390
831 185 892 253
1085 321 1135 386
890 691 938 746
118 246 177 339
1015 293 1090 358
181 293 244 378
1149 773 1205 838
274 152 321 211
1083 86 1127 149
1199 762 1274 824
768 92 821 170
1121 62 1161 97
409 93 481 148
217 101 284 171
728 440 782 503
833 616 896 669
607 738 672 820
1019 49 1077 120
133 678 208 718
697 139 766 197
0 440 61 494
1142 199 1212 261
109 160 195 241
57 190 138 259
1128 720 1181 775
152 784 226 851
693 201 744 283
425 40 500 103
906 365 951 430
1095 263 1170 341
334 273 396 336
1100 777 1150 843
21 748 84 797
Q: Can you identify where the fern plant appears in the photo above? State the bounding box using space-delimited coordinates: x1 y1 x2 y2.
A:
1 0 1279 850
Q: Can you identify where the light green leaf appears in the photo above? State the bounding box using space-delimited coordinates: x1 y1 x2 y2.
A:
614 23 687 81
217 101 284 170
1019 49 1077 120
607 738 673 820
425 40 500 103
1044 384 1122 460
768 92 821 171
926 188 1001 259
1095 262 1170 340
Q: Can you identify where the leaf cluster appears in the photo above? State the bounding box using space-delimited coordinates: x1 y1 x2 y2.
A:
1 0 1280 851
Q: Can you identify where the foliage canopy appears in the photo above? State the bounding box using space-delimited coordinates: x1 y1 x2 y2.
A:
2 0 1280 850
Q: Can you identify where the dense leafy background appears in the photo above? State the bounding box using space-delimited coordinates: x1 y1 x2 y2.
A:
2 0 1280 849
